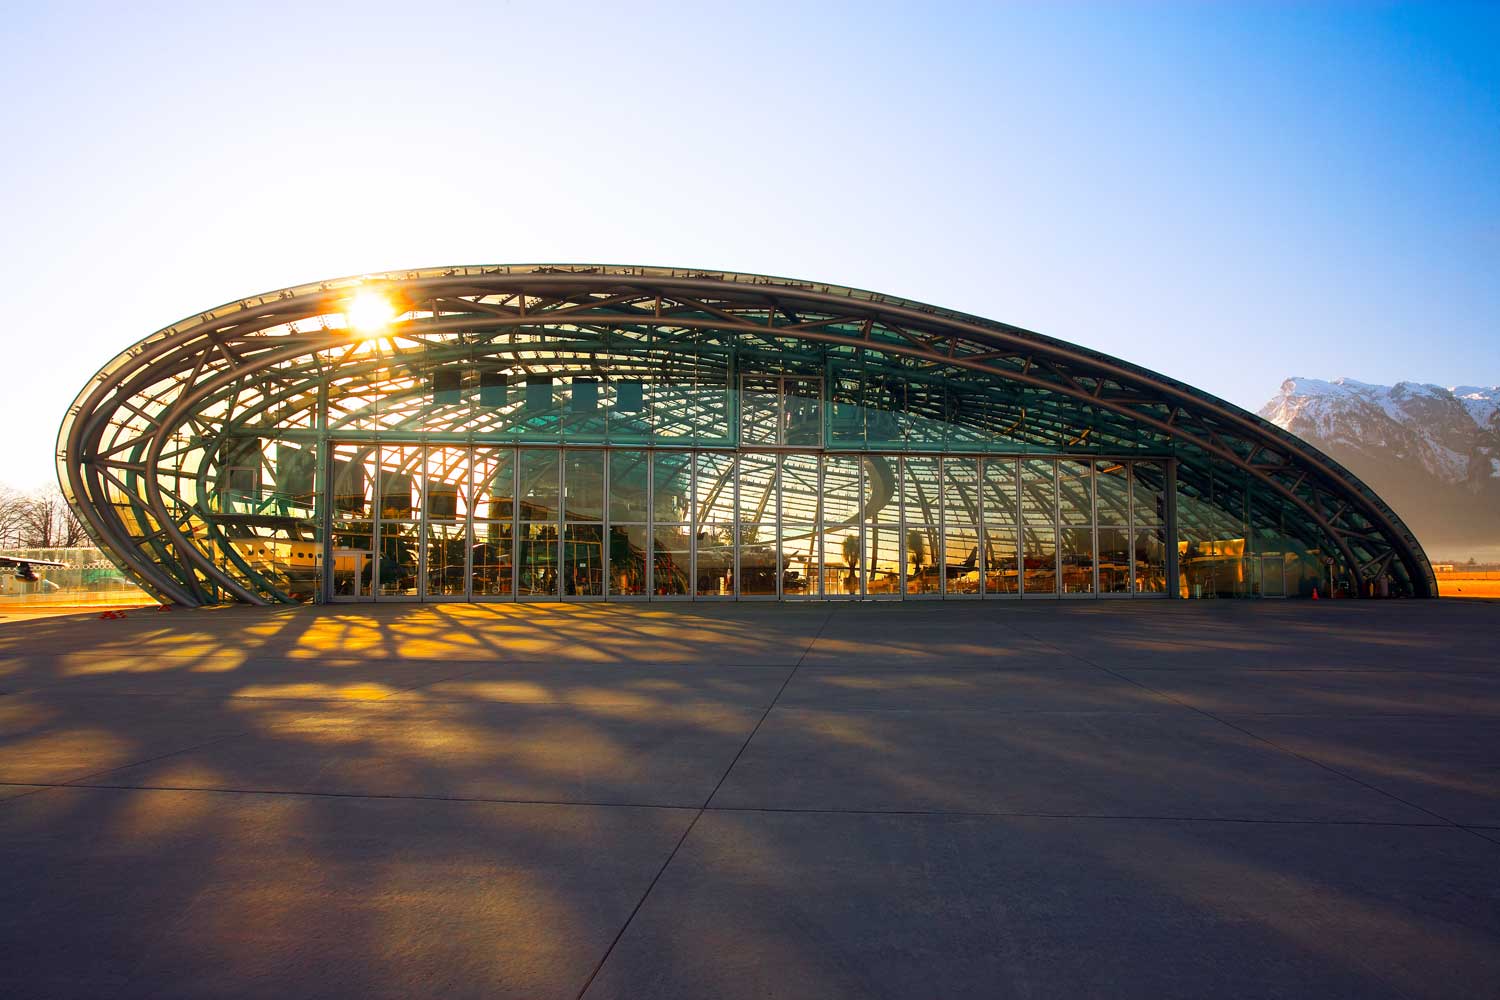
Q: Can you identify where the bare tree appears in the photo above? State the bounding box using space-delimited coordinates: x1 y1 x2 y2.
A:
0 486 88 549
0 487 30 548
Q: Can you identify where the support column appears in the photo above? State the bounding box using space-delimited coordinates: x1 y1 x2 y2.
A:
1164 459 1180 599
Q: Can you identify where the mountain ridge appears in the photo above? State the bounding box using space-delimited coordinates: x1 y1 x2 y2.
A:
1258 377 1500 559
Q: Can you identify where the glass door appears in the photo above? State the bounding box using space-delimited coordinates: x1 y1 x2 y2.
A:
472 448 516 600
423 445 470 601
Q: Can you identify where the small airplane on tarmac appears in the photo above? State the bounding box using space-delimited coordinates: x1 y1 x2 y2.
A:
0 555 67 582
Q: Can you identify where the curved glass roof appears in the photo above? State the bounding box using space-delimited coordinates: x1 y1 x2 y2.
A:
57 264 1435 604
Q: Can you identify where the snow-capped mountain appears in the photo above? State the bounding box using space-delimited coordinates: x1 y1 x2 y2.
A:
1259 378 1500 557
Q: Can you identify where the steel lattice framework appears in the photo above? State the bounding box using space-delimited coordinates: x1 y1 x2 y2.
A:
58 264 1435 605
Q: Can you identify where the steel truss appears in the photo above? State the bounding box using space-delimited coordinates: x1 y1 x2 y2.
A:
58 264 1435 605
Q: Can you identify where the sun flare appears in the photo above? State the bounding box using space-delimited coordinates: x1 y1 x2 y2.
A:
345 289 397 335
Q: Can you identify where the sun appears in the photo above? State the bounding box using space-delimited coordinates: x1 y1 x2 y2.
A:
345 289 397 335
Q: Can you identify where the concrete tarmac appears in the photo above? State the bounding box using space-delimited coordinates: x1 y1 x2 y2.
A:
1 599 1497 998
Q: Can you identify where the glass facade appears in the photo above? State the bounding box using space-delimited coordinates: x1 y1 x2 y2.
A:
58 265 1432 605
322 446 1180 601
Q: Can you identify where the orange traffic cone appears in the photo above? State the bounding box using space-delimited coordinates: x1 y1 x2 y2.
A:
1311 586 1319 600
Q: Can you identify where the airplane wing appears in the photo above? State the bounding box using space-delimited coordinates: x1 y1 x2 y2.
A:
0 556 67 568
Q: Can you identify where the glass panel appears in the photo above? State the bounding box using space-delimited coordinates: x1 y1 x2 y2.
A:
982 458 1017 528
1135 526 1168 594
331 520 374 597
943 458 980 594
739 522 778 596
1057 460 1093 526
652 452 694 523
517 522 558 597
1061 525 1095 594
905 523 941 595
1098 526 1131 593
379 445 422 519
780 524 817 596
472 521 513 597
945 524 981 594
424 522 468 597
609 524 648 596
902 457 941 527
984 526 1019 594
867 456 900 527
332 444 375 519
519 449 560 521
780 454 821 524
608 450 650 523
1096 462 1129 526
1023 526 1057 595
424 446 470 520
1021 459 1056 526
652 524 691 596
376 521 420 596
823 456 863 526
693 452 735 528
822 525 861 596
473 449 514 522
740 376 780 446
1178 471 1247 598
564 524 603 596
695 519 734 596
785 377 823 446
563 450 604 521
738 453 779 522
1132 462 1167 526
864 521 902 595
829 371 864 446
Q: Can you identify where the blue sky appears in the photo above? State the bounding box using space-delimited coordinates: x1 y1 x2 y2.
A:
2 1 1495 489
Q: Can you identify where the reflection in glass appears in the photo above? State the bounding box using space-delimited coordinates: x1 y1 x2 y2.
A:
379 446 423 519
424 522 467 597
739 522 778 596
606 527 648 599
780 524 817 596
741 377 780 446
864 521 901 595
1024 526 1057 594
785 378 823 446
1096 462 1129 526
1135 526 1168 594
331 521 374 597
519 450 559 520
652 451 693 522
738 453 778 522
1098 526 1131 593
518 522 557 597
1020 459 1055 526
425 446 469 519
652 524 691 596
609 524 648 596
822 526 861 596
608 450 650 523
694 452 735 527
906 523 941 595
780 454 820 524
984 526 1019 594
473 449 514 521
1061 525 1095 594
1132 462 1167 526
564 524 603 596
472 520 513 597
944 458 980 594
563 450 604 520
696 518 734 597
1057 460 1093 526
376 521 420 596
